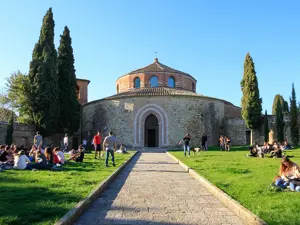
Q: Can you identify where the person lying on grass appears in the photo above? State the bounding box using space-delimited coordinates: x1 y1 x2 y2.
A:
274 156 300 192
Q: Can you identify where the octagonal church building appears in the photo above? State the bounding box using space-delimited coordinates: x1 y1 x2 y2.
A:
81 58 245 148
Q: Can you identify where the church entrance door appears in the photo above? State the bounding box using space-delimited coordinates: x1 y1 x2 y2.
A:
144 114 159 147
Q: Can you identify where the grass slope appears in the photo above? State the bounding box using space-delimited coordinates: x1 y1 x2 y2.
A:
0 152 132 225
170 147 300 225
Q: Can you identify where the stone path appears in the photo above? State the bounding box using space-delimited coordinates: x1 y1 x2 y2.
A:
74 153 245 225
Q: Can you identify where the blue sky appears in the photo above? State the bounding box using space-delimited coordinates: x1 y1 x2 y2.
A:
0 0 299 113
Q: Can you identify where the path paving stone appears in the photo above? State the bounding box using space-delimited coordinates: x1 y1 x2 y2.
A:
74 152 245 225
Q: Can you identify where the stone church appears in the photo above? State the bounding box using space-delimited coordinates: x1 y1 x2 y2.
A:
81 58 248 148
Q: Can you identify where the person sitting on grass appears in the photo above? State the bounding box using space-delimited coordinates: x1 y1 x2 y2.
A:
54 147 65 165
274 156 300 191
68 145 85 162
31 149 48 170
283 140 293 150
269 142 283 158
116 144 127 154
0 146 14 170
29 145 37 162
13 150 32 170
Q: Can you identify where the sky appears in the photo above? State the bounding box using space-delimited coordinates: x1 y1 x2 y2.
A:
0 0 299 114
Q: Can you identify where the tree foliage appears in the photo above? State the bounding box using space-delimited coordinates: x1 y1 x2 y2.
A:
275 98 285 142
272 94 289 115
264 110 269 143
290 83 299 146
6 112 14 145
241 53 262 129
57 26 80 133
27 8 60 136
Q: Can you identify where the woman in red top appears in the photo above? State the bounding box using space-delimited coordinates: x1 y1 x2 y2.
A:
93 132 102 159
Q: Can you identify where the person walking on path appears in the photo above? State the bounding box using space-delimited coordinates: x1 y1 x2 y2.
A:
34 131 43 148
93 132 102 159
201 133 208 151
102 131 116 167
179 133 191 157
63 134 68 152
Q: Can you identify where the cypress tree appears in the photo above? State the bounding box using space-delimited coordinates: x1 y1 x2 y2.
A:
57 26 80 133
290 83 299 146
241 53 262 130
6 112 14 145
272 94 289 115
275 98 285 142
264 110 269 143
27 8 59 136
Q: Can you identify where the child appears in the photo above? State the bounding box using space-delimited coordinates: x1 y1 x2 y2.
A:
13 150 31 170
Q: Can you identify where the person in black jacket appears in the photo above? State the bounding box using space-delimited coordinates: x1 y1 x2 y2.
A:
201 133 208 151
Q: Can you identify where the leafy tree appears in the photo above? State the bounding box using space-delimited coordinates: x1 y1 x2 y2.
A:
241 52 262 130
4 71 31 123
272 94 289 114
57 26 80 133
27 8 59 136
275 98 285 142
6 112 14 145
290 83 299 146
264 110 269 143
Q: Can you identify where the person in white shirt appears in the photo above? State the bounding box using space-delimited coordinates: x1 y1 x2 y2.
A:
14 150 31 170
54 147 65 164
63 134 68 152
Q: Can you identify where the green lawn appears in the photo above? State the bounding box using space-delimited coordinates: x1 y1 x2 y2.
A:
0 152 133 225
170 147 300 225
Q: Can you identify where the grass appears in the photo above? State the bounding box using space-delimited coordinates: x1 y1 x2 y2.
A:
169 147 300 225
0 151 133 225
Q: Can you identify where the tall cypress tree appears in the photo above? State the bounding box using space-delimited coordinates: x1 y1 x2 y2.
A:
6 112 14 145
290 83 299 146
28 8 59 136
57 26 80 133
275 98 285 142
241 53 262 130
272 94 289 115
264 110 269 143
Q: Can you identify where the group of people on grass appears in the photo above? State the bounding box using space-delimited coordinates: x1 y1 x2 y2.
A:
0 131 86 171
248 140 293 158
178 133 208 157
91 131 123 167
219 135 231 151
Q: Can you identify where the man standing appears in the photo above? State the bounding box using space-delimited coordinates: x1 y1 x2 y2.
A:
103 131 116 167
93 131 102 159
201 133 208 151
34 131 43 148
179 133 191 157
63 134 68 152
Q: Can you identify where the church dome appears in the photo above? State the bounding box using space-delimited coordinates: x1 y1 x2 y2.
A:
116 58 197 94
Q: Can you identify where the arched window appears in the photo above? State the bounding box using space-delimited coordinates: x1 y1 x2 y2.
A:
192 83 195 92
150 76 158 87
168 77 175 88
134 77 140 88
117 84 119 93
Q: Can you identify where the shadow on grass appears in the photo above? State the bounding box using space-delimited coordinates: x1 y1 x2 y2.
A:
0 182 81 225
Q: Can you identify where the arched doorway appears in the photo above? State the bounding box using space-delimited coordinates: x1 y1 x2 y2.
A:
144 114 159 147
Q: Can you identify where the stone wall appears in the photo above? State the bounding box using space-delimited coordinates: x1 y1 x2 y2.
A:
82 95 237 148
0 122 36 147
224 118 248 145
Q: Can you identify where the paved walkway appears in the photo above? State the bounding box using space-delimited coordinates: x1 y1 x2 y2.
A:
74 153 245 225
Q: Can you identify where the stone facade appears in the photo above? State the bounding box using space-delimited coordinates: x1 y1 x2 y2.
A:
82 94 243 148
